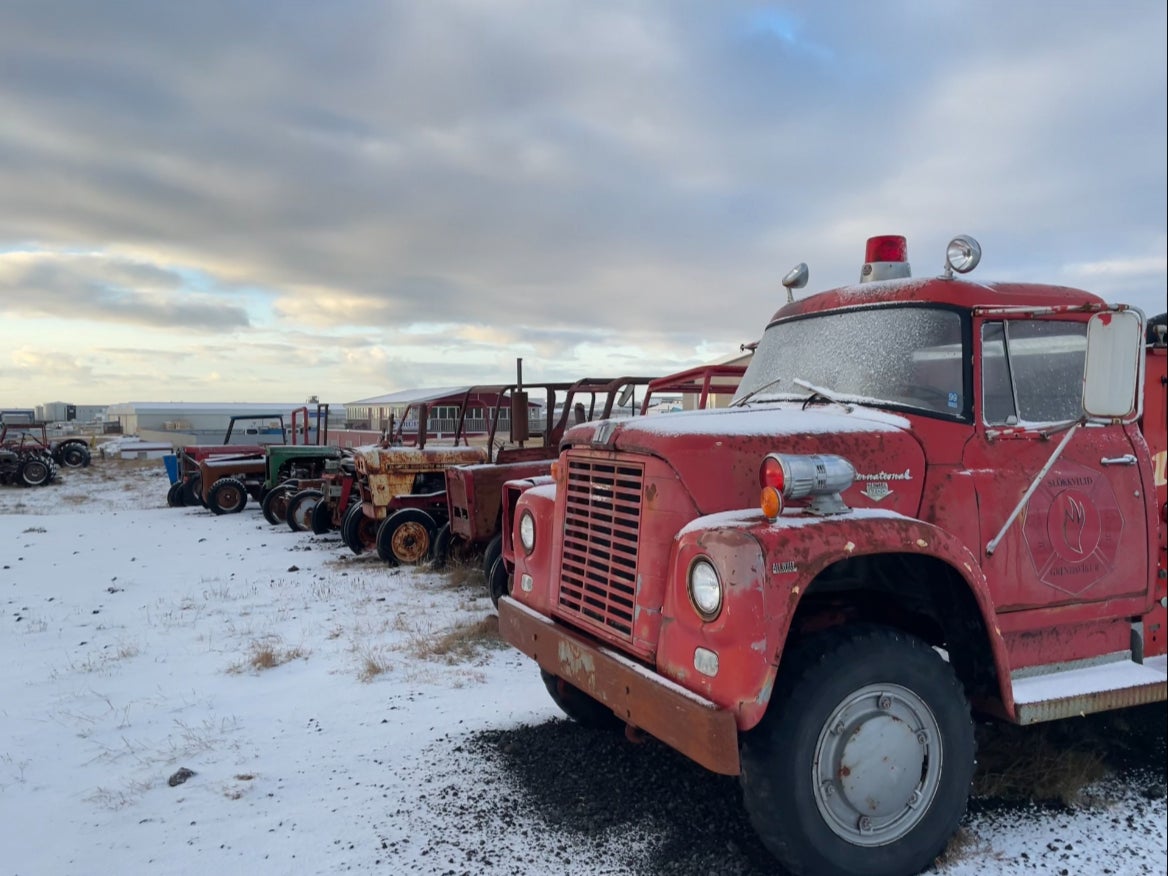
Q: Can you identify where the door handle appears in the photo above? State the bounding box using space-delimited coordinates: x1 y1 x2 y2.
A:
1100 454 1137 466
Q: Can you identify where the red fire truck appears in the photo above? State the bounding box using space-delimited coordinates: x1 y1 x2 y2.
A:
498 234 1167 876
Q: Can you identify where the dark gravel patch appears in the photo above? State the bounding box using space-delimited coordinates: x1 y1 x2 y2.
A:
394 702 1165 875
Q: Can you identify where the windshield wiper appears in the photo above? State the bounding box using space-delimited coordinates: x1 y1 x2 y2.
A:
793 378 854 412
732 376 785 407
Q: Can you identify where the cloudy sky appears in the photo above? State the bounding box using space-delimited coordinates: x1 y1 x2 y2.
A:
1 0 1165 407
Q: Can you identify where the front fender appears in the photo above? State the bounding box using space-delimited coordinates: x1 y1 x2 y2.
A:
658 508 1012 731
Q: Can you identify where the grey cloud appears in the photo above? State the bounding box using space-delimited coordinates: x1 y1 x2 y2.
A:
0 0 1163 374
0 256 250 331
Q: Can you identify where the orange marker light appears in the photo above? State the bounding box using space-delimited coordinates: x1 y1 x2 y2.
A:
761 486 783 521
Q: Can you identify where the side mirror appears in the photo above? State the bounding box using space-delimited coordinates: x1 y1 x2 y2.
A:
1083 309 1144 421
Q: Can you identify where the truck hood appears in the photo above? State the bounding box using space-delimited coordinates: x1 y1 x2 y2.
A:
564 403 927 517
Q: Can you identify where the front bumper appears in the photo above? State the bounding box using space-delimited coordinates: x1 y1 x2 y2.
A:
498 596 741 775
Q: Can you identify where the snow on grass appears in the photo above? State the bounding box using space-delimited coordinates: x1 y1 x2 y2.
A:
0 458 1164 875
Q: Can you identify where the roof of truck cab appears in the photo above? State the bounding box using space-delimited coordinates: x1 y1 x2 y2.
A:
770 276 1106 322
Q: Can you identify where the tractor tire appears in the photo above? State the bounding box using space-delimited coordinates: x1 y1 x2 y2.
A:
738 624 974 876
482 534 503 585
310 498 333 534
261 483 295 525
286 489 323 532
430 522 451 569
487 555 512 607
540 669 623 731
376 508 437 565
58 443 91 468
19 456 53 487
181 475 203 507
208 477 248 515
166 481 184 507
342 503 378 555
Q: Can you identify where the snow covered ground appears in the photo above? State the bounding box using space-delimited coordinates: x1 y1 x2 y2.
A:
1 456 1164 875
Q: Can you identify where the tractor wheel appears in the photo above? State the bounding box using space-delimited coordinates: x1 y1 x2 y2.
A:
166 481 184 507
738 624 974 876
181 475 203 507
376 508 437 566
58 443 91 468
310 497 334 534
430 522 451 569
208 477 248 515
540 669 623 731
342 503 378 555
261 483 295 525
482 534 503 584
488 555 511 608
19 456 53 487
286 489 323 532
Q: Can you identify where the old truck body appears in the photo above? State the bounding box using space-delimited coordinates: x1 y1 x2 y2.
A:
445 376 665 602
458 369 748 604
498 234 1167 876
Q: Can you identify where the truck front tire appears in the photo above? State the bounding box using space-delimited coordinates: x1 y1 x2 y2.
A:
540 669 623 731
739 624 974 876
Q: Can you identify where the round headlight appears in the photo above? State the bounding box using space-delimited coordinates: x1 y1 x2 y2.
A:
688 558 723 621
945 235 982 274
518 510 536 554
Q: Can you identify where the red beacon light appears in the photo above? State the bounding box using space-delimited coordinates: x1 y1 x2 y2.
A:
860 234 911 283
759 453 857 521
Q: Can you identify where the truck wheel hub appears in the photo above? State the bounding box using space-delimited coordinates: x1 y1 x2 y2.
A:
813 683 942 846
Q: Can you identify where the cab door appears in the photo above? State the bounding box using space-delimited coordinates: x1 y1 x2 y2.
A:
964 316 1148 612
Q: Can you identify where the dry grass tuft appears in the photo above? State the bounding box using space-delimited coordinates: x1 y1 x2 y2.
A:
353 644 394 682
933 827 996 868
974 721 1109 806
439 556 485 592
228 638 308 674
410 615 504 664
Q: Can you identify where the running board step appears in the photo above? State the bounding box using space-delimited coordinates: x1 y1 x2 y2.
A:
1011 654 1167 724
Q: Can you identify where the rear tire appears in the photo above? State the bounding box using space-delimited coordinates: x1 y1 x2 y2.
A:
430 522 451 569
488 555 510 607
342 503 378 555
738 624 974 876
310 497 334 534
261 483 295 525
59 444 91 468
208 477 248 515
286 489 323 532
482 534 503 587
181 475 203 507
19 456 52 487
376 508 437 565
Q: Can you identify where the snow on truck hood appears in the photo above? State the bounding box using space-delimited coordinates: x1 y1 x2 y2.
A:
564 403 926 518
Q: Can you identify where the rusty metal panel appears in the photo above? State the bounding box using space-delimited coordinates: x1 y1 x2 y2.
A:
499 597 741 776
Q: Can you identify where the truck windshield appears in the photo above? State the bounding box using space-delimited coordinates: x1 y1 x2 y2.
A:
733 307 966 417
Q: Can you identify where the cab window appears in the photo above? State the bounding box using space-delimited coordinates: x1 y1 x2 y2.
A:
981 321 1087 426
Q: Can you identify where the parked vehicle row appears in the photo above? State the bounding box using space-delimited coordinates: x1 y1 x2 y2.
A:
163 372 746 603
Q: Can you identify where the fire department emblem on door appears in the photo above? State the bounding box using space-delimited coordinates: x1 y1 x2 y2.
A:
1022 460 1123 595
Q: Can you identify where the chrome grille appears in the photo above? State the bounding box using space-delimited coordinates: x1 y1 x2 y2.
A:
559 455 644 640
